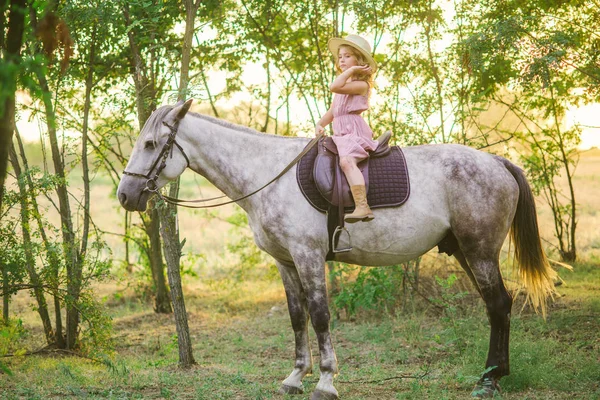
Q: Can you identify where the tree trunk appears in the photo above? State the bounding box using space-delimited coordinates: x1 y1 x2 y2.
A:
125 211 133 273
123 4 171 311
549 84 577 262
14 129 65 347
0 0 26 218
147 200 172 314
9 145 55 344
79 23 96 267
160 195 195 366
29 5 80 350
157 0 200 367
2 261 8 325
36 69 80 349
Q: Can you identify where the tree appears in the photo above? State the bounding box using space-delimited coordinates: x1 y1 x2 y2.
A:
0 0 27 216
121 0 183 313
464 0 592 260
8 142 54 344
5 0 114 351
157 0 200 368
28 5 83 349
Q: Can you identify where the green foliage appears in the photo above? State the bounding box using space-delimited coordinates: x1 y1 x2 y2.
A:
0 318 28 356
0 223 27 297
430 274 470 313
430 274 470 352
462 0 587 260
3 145 114 353
331 262 421 318
1 167 62 296
179 251 202 279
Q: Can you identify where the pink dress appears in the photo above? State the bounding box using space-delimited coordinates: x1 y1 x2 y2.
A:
331 93 378 160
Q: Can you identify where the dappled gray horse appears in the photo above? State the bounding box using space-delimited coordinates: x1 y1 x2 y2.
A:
117 100 557 399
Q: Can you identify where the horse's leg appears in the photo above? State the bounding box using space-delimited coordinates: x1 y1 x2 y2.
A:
464 255 513 398
453 249 482 297
292 252 339 400
276 260 313 394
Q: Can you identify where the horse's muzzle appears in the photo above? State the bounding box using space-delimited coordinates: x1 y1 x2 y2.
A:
117 189 147 212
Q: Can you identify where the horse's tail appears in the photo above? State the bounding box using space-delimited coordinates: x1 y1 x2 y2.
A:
499 157 557 317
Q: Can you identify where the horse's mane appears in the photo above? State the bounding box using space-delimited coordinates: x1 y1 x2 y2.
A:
138 105 174 144
189 111 292 140
139 104 296 142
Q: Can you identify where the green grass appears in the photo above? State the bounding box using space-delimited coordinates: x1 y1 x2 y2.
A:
2 260 600 400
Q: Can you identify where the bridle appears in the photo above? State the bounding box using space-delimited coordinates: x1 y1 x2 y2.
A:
123 119 323 209
123 121 191 193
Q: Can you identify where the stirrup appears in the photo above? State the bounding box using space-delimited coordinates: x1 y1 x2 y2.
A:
332 226 352 253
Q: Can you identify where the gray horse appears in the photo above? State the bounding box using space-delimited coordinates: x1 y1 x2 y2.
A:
117 100 557 399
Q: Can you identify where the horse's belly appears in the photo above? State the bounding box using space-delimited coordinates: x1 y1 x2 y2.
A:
334 206 449 266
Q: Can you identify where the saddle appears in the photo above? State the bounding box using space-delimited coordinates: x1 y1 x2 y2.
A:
314 131 393 208
296 132 410 259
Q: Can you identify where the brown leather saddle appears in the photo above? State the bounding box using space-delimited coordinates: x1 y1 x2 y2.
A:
296 132 410 259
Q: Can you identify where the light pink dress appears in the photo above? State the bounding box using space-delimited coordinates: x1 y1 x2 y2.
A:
331 92 378 160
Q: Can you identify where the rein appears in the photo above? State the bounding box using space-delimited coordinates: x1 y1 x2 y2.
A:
124 119 324 209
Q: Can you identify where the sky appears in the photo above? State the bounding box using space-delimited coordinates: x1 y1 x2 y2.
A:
566 103 600 150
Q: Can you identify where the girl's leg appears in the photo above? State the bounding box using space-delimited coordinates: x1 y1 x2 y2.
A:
339 156 374 223
339 156 364 186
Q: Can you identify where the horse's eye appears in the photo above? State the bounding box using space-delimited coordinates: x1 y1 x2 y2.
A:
144 140 155 150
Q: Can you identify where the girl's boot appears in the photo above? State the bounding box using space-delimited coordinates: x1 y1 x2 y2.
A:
345 185 374 223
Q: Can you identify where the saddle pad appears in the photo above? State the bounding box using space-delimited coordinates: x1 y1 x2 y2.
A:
296 143 410 212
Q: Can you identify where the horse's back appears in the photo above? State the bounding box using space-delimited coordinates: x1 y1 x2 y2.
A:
403 143 517 202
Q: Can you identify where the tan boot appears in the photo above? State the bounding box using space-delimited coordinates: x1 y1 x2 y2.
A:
345 185 374 223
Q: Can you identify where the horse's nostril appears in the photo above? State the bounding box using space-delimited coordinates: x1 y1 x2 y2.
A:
119 192 127 205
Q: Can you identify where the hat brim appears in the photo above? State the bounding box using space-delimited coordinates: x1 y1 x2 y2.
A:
328 38 377 72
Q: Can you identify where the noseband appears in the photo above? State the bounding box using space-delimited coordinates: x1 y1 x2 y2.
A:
122 121 190 193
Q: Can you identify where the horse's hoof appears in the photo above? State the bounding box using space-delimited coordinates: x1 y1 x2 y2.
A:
471 377 501 398
278 384 304 395
310 389 339 400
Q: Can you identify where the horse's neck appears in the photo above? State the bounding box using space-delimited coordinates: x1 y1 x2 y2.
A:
183 114 304 202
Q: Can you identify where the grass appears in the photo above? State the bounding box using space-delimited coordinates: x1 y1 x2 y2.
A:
2 259 600 399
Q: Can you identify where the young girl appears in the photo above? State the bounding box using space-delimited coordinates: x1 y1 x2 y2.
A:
316 34 378 223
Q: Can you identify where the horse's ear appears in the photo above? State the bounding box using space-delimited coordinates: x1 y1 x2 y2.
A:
175 99 193 120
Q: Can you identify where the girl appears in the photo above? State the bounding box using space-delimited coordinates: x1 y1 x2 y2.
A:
316 34 378 223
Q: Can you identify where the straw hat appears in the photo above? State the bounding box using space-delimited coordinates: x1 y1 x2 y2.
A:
328 34 377 72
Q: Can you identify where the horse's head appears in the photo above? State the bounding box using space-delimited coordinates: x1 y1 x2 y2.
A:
117 99 193 211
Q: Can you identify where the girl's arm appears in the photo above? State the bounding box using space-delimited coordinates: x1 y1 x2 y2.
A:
316 108 333 136
330 65 371 95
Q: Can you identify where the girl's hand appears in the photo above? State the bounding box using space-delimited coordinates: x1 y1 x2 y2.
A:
349 65 372 75
315 124 325 136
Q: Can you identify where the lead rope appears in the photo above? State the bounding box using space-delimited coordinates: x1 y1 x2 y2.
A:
155 132 325 209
